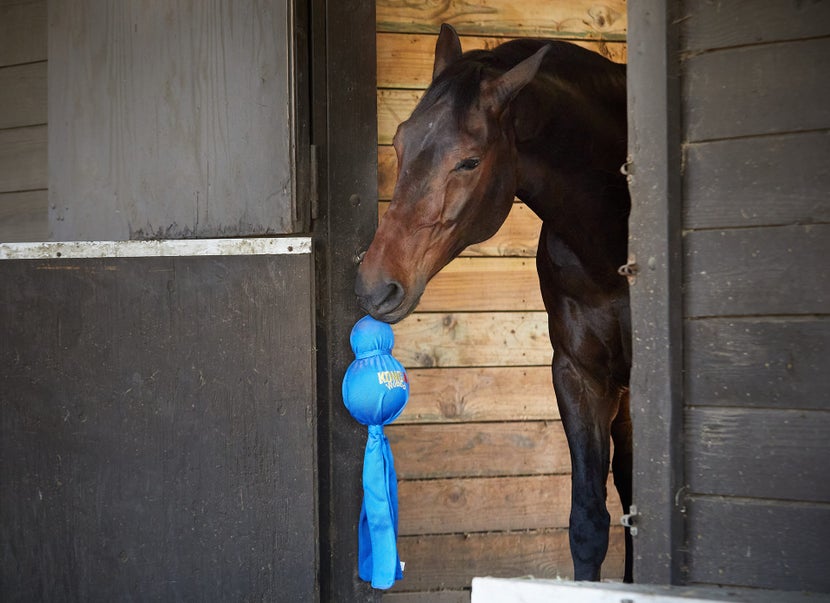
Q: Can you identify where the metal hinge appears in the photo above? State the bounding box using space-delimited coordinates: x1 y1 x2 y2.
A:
620 504 639 536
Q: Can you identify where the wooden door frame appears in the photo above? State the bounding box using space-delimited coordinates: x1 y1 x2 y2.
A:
310 0 381 600
626 0 686 585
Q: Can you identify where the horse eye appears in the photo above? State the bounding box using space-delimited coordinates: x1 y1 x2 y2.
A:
454 157 480 172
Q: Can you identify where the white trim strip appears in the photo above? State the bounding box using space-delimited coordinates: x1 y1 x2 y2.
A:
0 237 312 260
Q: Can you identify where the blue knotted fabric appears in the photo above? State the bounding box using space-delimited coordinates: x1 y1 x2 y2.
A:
342 315 409 590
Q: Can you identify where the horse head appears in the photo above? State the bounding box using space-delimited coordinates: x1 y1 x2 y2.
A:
356 25 549 323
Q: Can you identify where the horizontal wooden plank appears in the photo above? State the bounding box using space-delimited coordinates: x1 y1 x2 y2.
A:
398 474 623 535
685 318 830 410
377 33 625 89
392 311 552 368
0 62 47 129
683 131 830 229
683 224 830 318
0 0 46 67
685 407 830 503
379 198 541 257
0 125 46 192
418 257 543 312
0 190 48 242
378 88 422 145
682 38 830 142
398 366 557 424
686 496 830 592
376 0 627 41
384 591 469 603
391 528 626 591
680 0 830 52
387 421 570 479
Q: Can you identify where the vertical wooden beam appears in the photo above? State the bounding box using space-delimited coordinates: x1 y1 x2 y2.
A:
312 0 380 600
625 0 685 585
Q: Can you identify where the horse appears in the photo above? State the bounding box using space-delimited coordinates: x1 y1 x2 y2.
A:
355 24 632 583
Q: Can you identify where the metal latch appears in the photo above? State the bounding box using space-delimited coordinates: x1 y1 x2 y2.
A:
620 504 638 536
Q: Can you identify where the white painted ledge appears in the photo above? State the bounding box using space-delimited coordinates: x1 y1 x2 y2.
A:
471 577 828 603
0 237 311 260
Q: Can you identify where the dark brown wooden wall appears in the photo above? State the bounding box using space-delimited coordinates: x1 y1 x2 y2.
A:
375 1 627 600
677 1 830 591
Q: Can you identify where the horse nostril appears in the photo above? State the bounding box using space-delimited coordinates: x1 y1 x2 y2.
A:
378 281 405 312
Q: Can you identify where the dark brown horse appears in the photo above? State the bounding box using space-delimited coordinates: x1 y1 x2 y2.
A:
356 25 632 582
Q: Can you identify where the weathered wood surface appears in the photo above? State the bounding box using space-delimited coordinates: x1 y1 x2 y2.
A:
49 0 300 240
398 366 557 423
0 0 46 67
393 312 551 368
0 126 46 192
387 421 571 479
0 190 48 242
682 37 830 142
685 318 830 411
686 496 830 592
683 224 829 318
377 32 625 89
680 0 830 52
685 407 830 503
0 62 46 129
398 474 623 535
376 0 627 41
384 591 470 603
418 257 544 311
392 528 625 591
683 131 830 229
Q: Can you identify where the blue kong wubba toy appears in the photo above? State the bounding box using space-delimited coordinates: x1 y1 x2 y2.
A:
341 315 409 589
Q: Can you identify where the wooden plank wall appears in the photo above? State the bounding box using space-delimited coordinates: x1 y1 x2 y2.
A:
678 1 830 591
375 2 627 599
0 0 48 242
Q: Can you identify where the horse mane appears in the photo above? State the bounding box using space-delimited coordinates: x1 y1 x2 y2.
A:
415 39 626 125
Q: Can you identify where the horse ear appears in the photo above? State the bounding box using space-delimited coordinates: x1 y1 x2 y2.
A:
433 24 462 81
482 44 550 114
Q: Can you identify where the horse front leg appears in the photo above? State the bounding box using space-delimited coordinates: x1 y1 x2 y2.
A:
553 353 615 582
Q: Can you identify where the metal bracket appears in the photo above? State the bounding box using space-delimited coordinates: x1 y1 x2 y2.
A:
620 504 639 536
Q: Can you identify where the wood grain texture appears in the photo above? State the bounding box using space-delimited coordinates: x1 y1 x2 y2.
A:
0 125 46 192
378 88 423 144
685 318 830 410
398 474 623 535
685 407 830 503
376 0 627 41
398 366 557 423
682 37 830 142
384 591 470 603
680 0 830 52
0 62 46 129
377 32 625 89
686 496 830 591
683 131 830 229
392 312 552 368
0 190 48 242
0 0 46 67
683 224 830 318
418 257 544 312
391 528 625 591
387 421 570 479
49 0 300 240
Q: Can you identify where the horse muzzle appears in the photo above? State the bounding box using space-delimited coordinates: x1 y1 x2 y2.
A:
355 272 410 323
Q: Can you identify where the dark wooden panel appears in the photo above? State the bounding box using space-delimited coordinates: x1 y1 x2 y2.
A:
0 0 46 67
392 528 625 591
683 131 830 229
682 38 830 142
686 496 830 591
680 0 830 52
0 125 46 192
0 190 48 242
0 62 46 129
685 318 830 410
683 224 830 318
685 407 830 503
0 254 317 601
49 1 302 240
387 421 570 479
